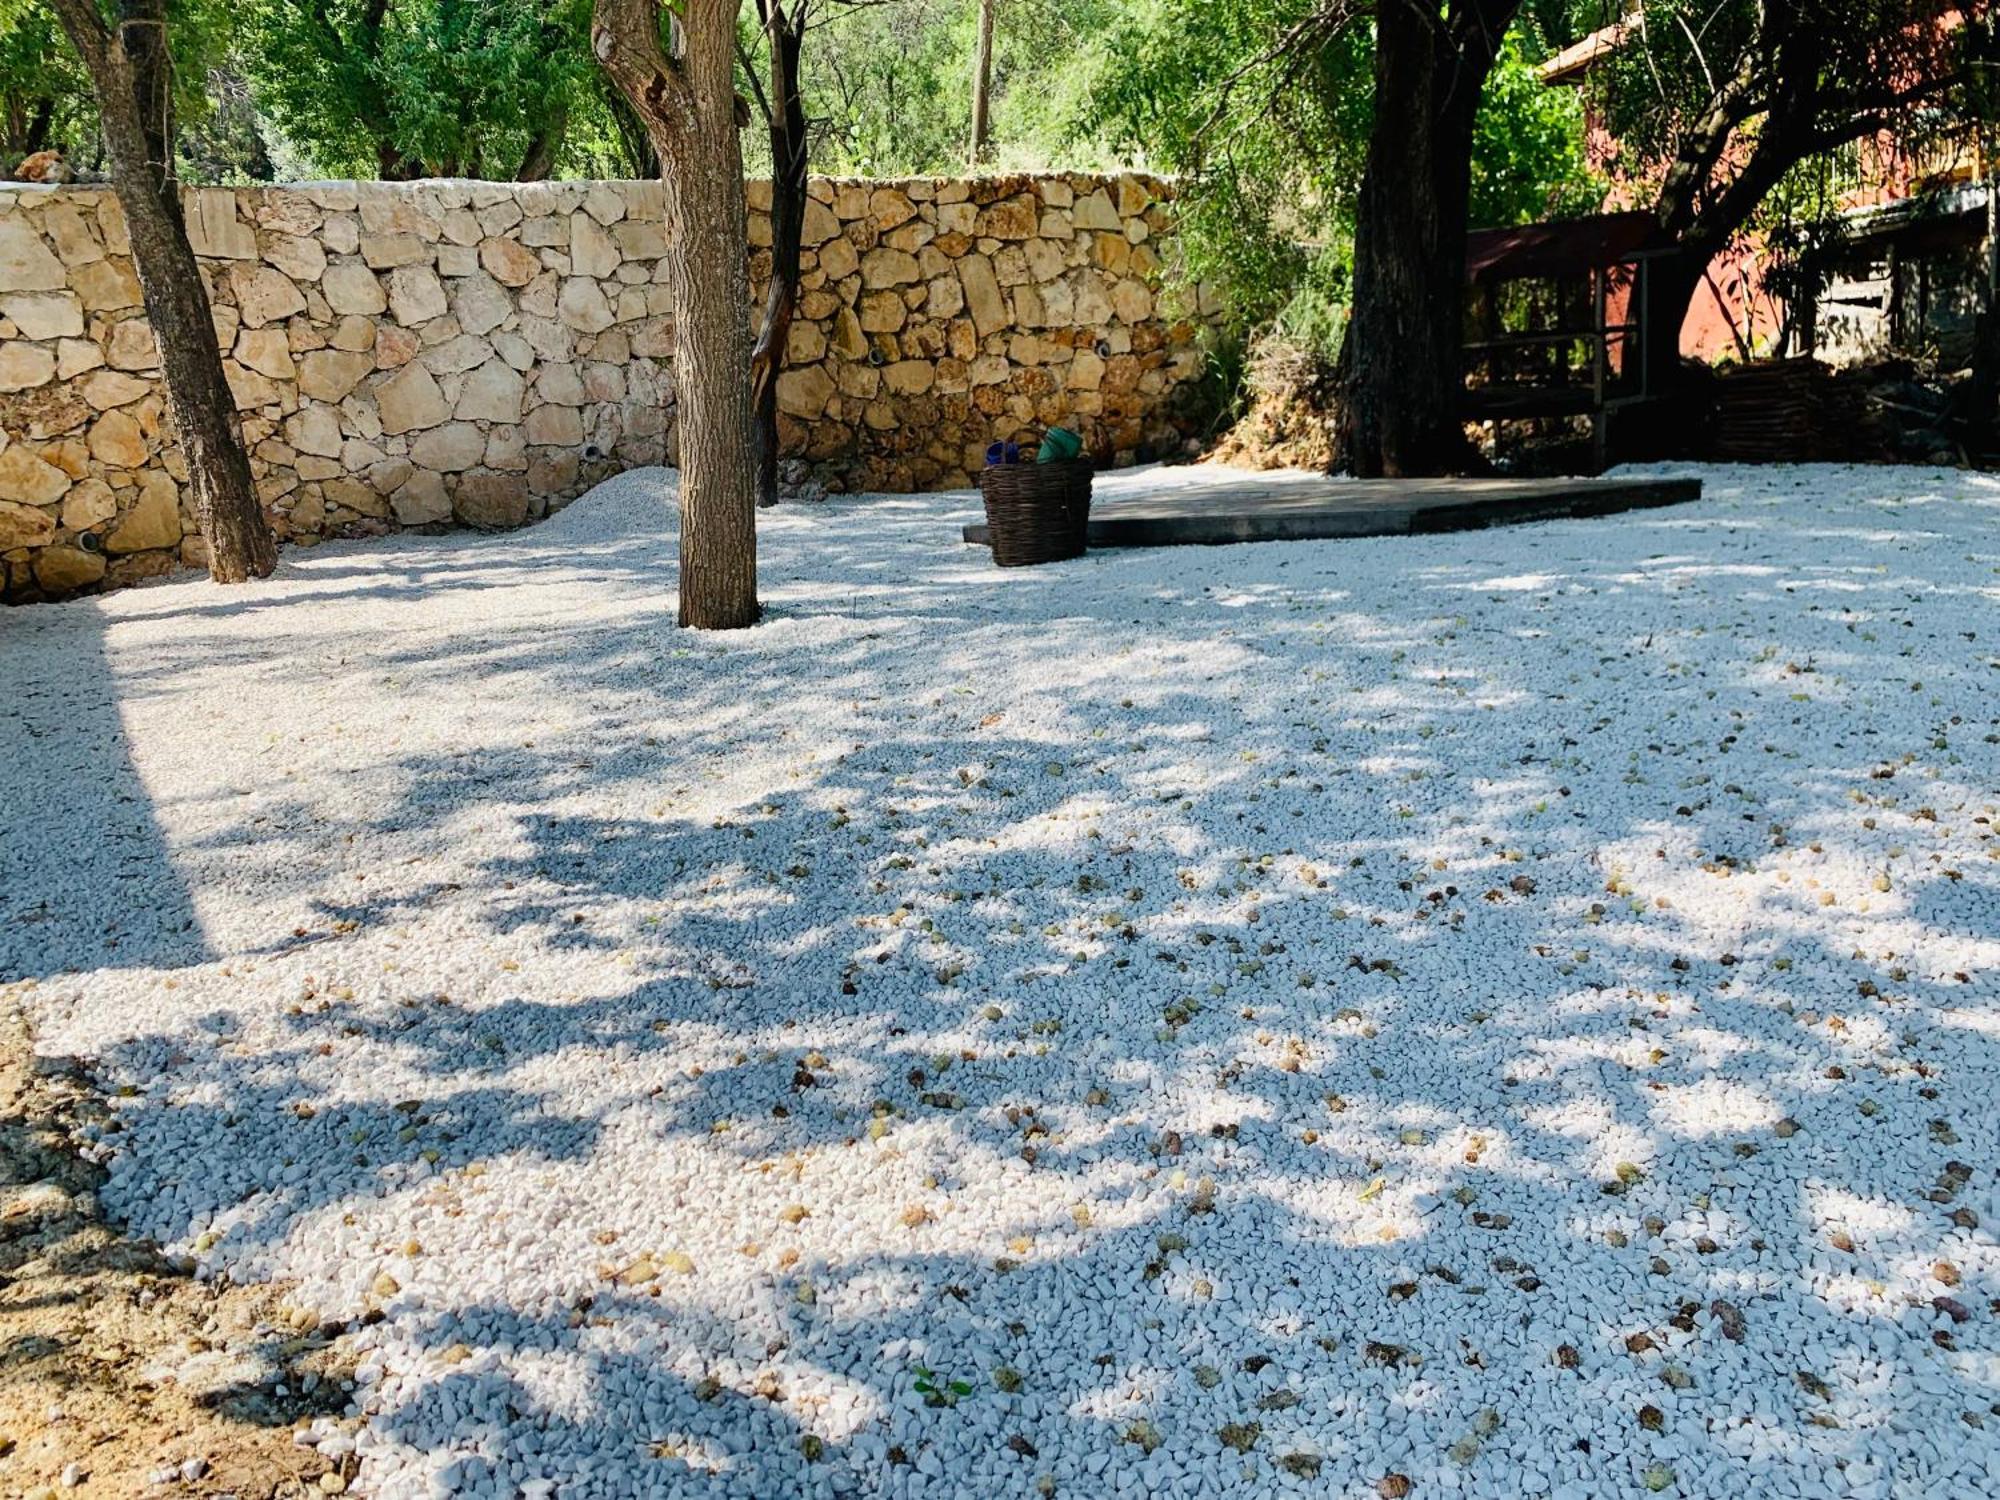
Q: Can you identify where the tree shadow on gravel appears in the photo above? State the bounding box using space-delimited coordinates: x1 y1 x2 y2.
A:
4 467 1998 1495
0 599 208 983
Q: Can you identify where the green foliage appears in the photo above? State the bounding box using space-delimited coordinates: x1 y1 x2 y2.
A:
242 0 619 180
1075 3 1601 356
1 0 87 167
1076 0 1369 345
11 0 1605 353
768 0 1122 178
5 0 265 178
794 0 971 175
1470 33 1602 229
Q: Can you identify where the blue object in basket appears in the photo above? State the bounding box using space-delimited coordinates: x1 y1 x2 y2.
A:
984 440 1022 467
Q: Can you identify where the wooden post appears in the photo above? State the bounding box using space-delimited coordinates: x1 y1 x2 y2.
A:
1592 263 1609 472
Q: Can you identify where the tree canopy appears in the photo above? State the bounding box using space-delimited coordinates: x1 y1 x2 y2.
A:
241 0 620 180
8 0 1988 370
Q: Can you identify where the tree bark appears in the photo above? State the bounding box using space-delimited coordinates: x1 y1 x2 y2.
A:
515 106 568 182
594 0 759 630
750 5 808 509
1967 26 2000 451
50 0 276 584
970 0 995 167
1339 0 1520 477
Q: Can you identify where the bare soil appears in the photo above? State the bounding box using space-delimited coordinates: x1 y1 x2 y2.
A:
1208 340 1342 473
0 1002 357 1498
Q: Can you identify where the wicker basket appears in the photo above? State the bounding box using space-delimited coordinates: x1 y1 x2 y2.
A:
979 458 1094 567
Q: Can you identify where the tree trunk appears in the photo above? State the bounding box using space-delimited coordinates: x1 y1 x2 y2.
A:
1968 126 2000 453
970 0 995 167
23 98 56 158
594 0 758 630
516 107 567 181
50 0 276 584
1340 0 1519 477
751 8 807 510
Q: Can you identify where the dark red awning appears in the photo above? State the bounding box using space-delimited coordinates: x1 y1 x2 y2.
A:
1466 211 1667 283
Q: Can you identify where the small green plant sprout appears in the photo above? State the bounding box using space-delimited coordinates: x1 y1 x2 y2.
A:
912 1365 976 1408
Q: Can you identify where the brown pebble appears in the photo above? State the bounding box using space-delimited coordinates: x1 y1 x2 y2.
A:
1711 1299 1746 1341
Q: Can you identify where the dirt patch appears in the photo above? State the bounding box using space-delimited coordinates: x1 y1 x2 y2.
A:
1208 339 1342 473
0 1003 359 1498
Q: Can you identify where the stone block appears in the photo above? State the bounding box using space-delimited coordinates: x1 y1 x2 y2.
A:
452 271 513 336
0 444 70 504
299 350 374 402
0 343 56 392
264 232 328 282
41 202 105 265
60 477 116 529
523 403 583 446
87 408 147 468
958 253 1007 338
1073 188 1120 232
33 544 104 593
72 257 141 311
386 264 448 324
392 468 451 525
0 501 57 549
861 248 921 288
235 328 298 381
230 265 306 327
557 278 614 333
374 363 449 434
453 469 530 528
479 236 542 287
360 233 431 268
0 292 82 339
571 213 620 278
410 422 487 471
0 219 65 290
859 290 907 333
103 470 181 552
455 360 526 423
285 404 343 458
778 365 836 420
322 262 387 316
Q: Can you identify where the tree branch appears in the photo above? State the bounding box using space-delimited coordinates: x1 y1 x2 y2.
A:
46 0 111 76
592 0 689 141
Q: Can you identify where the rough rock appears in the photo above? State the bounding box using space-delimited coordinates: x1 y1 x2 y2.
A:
103 471 181 552
374 363 450 435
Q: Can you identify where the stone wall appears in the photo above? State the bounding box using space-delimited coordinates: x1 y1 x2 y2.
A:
0 172 1208 602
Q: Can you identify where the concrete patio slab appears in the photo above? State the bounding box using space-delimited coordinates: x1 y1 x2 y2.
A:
962 467 1704 549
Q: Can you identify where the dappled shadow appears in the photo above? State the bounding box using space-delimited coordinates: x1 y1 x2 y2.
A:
3 464 1998 1494
0 592 208 980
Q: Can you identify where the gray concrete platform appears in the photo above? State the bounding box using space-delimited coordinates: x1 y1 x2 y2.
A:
961 468 1704 549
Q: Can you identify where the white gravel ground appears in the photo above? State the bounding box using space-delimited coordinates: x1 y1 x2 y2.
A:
3 462 1999 1500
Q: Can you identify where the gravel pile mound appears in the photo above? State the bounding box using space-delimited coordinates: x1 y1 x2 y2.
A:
2 463 1996 1499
